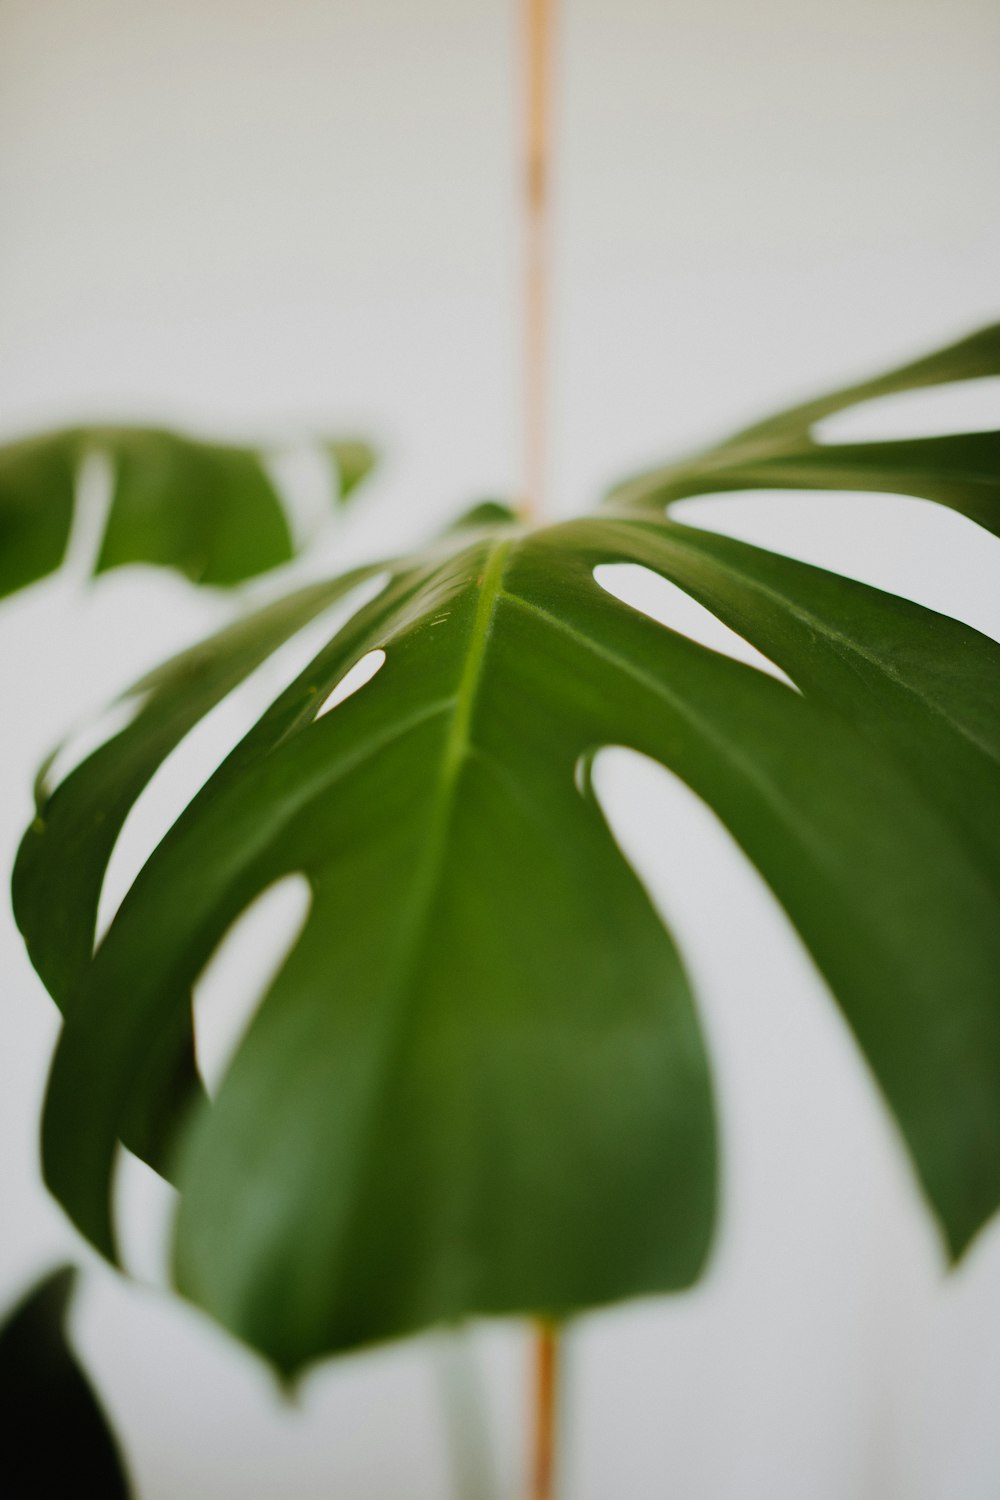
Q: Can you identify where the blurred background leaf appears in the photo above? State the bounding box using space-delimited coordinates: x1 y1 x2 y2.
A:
0 424 378 600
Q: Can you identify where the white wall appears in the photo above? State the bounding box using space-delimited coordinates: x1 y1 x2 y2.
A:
1 2 998 1496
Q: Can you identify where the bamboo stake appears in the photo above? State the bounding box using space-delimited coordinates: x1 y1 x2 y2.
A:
529 1320 559 1500
520 0 554 521
521 2 561 1493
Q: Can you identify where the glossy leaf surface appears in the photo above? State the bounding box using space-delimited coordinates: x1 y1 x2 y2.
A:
16 326 1000 1375
0 424 376 599
0 1268 130 1497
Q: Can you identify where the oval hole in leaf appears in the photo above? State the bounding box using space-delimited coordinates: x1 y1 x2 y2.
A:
264 441 336 550
193 874 312 1097
41 692 150 800
814 377 1000 445
589 746 931 1278
96 575 388 943
594 563 795 687
112 1145 178 1287
315 648 386 718
64 446 115 581
670 492 1000 641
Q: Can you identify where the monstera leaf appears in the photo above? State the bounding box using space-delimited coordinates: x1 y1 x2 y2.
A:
0 424 376 599
0 1267 131 1497
14 325 1000 1376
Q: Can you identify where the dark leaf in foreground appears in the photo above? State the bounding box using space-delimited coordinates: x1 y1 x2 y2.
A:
0 1267 130 1498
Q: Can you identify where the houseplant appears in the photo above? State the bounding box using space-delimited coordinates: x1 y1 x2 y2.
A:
4 317 998 1493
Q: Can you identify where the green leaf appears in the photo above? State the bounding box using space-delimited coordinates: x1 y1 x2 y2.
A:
0 432 78 599
608 322 1000 535
32 526 717 1371
17 325 1000 1376
0 424 378 600
0 1267 130 1498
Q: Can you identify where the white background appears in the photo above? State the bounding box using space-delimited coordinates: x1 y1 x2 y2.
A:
1 1 999 1495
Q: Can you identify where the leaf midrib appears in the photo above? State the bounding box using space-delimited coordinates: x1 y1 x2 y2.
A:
377 538 513 997
314 540 513 1311
441 543 512 788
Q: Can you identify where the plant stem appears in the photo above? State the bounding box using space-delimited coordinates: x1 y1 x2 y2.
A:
521 1 560 1490
529 1320 559 1500
521 0 554 523
436 1330 500 1500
